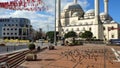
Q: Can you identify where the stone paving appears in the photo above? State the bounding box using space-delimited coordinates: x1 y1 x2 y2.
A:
19 44 120 68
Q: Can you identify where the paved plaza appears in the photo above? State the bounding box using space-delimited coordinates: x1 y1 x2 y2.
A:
19 44 120 68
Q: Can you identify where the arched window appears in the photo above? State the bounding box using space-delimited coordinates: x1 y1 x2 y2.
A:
103 27 105 30
83 27 85 31
111 35 114 38
77 28 79 31
111 26 114 30
89 27 91 31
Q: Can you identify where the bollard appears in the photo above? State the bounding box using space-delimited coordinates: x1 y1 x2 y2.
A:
37 46 41 51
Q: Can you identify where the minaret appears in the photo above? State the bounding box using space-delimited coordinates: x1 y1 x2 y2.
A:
95 0 99 24
94 0 104 39
74 0 77 4
104 0 108 15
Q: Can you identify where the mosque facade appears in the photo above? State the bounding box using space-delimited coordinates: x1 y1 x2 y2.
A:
56 0 120 40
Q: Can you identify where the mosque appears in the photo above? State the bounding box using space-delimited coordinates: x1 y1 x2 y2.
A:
56 0 120 40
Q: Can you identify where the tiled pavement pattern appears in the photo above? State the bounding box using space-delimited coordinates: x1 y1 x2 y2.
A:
19 44 120 68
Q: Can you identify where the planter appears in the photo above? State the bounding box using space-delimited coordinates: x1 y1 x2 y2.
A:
49 45 55 50
25 53 37 61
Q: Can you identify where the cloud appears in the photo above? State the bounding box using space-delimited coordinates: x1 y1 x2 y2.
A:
0 0 90 32
0 0 12 2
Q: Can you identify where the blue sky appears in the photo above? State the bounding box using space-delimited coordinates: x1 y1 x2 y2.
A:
0 0 120 32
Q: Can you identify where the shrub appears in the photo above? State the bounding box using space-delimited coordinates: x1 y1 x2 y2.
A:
28 43 36 50
0 43 6 46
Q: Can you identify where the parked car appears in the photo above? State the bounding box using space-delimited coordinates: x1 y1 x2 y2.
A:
109 39 120 45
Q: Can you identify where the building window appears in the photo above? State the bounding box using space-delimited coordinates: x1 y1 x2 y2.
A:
11 33 13 35
103 27 105 30
16 24 18 26
3 33 5 35
77 28 79 31
15 33 17 35
4 24 6 26
3 28 5 30
112 35 114 38
7 28 9 30
89 28 91 31
12 20 14 22
111 26 114 30
11 28 13 30
8 24 11 26
83 27 85 31
15 28 17 30
7 33 9 35
16 20 17 22
12 24 14 26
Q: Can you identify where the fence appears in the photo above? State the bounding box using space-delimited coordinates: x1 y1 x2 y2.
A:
82 41 105 44
0 45 28 54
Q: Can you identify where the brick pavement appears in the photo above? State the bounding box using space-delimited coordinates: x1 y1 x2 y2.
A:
19 44 120 68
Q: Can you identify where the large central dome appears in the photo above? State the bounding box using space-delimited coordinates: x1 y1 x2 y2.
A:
63 2 84 17
64 3 83 10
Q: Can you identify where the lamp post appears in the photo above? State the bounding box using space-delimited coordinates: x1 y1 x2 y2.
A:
54 0 57 46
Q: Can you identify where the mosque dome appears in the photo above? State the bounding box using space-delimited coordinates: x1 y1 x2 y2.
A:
100 12 113 22
86 9 94 14
111 20 116 23
84 9 95 19
64 3 83 10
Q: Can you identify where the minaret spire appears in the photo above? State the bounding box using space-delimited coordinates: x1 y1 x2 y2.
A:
74 0 77 4
104 0 108 15
95 0 99 24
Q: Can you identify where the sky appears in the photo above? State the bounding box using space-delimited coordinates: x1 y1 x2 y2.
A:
0 0 120 32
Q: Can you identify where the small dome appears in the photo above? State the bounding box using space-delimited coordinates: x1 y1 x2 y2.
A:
86 9 94 14
103 21 108 23
72 12 79 17
64 3 82 10
111 20 116 23
100 12 107 16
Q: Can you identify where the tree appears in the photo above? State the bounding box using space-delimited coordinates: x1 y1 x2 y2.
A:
46 31 59 43
64 31 77 38
80 31 93 39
